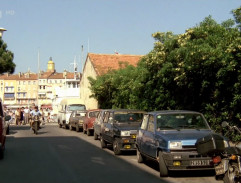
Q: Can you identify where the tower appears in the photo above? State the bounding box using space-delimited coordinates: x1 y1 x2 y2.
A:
47 57 55 72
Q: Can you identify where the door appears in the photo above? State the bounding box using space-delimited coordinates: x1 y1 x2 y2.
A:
141 115 157 158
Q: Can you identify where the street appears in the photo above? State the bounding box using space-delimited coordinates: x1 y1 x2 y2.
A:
0 123 219 183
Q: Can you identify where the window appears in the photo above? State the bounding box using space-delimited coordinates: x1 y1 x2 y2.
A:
147 115 154 132
103 112 110 123
140 115 149 130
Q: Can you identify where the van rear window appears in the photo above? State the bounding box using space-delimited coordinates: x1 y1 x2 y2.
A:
68 105 86 111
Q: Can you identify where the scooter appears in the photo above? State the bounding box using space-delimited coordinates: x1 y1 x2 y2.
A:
31 115 40 135
196 122 241 183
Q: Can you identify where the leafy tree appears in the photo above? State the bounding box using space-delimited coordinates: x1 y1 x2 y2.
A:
0 38 15 74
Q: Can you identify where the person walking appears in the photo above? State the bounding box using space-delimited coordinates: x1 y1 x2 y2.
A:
24 107 30 124
15 108 20 125
20 107 24 125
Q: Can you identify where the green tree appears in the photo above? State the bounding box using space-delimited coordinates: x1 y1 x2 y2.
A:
0 38 15 74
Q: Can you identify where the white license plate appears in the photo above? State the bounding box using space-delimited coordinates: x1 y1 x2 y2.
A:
190 160 210 166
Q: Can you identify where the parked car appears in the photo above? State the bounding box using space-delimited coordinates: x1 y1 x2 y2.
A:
57 98 86 129
0 98 11 159
93 109 109 140
69 110 87 132
100 109 146 155
83 109 100 136
136 110 228 177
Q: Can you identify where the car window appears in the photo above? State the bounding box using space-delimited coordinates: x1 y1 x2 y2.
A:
147 115 154 132
108 112 114 124
103 112 110 123
113 112 144 123
140 115 149 130
156 113 209 130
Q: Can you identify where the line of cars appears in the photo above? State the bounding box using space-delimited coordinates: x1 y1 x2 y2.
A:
58 107 229 177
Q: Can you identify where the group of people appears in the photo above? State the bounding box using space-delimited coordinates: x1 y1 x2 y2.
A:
5 105 52 126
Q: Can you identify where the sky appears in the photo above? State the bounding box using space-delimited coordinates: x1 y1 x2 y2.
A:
0 0 240 74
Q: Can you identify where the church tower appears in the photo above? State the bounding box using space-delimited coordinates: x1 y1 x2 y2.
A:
47 57 55 72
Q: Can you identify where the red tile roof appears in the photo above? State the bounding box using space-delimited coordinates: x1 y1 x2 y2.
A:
88 53 143 76
0 73 38 80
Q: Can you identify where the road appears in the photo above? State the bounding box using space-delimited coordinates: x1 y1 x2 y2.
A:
0 123 219 183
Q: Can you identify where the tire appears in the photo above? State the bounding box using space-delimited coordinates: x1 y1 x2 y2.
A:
6 126 10 135
100 136 107 148
0 145 4 160
158 151 168 177
223 163 239 183
113 140 121 155
94 132 98 140
34 123 38 135
76 125 79 132
137 148 145 163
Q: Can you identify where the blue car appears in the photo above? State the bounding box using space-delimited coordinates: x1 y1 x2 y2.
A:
136 110 229 177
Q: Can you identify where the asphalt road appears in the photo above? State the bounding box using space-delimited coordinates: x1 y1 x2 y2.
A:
0 123 220 183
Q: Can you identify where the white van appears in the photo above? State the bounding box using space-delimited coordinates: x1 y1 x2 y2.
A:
57 98 86 128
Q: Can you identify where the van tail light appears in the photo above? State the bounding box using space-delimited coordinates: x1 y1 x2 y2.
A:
212 156 222 164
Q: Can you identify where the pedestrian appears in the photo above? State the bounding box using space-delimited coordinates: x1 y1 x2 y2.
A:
24 107 30 124
15 108 20 125
20 107 24 125
40 108 45 125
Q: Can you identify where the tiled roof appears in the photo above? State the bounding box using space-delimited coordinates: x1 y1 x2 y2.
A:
88 53 143 76
0 73 38 80
47 72 81 79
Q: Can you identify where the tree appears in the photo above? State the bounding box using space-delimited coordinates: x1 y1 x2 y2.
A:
0 38 15 74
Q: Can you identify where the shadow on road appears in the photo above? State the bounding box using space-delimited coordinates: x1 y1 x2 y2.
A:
1 129 170 183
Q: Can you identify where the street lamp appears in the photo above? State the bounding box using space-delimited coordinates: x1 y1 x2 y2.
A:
0 27 7 38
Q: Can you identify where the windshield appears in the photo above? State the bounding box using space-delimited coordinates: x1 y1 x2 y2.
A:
156 113 209 130
113 112 144 123
68 105 86 111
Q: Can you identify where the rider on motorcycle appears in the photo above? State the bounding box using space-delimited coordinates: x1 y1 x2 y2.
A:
30 106 41 128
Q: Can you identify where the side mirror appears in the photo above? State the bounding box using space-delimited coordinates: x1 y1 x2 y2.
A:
5 115 11 121
221 121 229 128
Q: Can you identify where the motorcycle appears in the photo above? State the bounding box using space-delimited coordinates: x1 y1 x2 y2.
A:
196 121 241 183
31 115 40 135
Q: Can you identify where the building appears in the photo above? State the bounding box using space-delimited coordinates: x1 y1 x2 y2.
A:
0 71 38 109
80 53 143 109
0 57 81 111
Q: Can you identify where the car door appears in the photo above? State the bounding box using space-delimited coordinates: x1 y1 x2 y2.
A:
102 112 114 143
137 114 149 153
141 114 156 158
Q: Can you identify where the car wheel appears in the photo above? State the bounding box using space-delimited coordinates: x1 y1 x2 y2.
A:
76 125 79 132
94 132 98 140
6 126 10 135
100 136 107 148
158 151 168 177
69 125 73 131
0 145 4 160
137 148 145 163
113 140 121 155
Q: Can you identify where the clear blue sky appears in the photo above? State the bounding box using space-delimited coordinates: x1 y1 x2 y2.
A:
0 0 240 74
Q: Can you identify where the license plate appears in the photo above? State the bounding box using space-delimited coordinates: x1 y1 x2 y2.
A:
215 163 225 175
190 160 210 166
